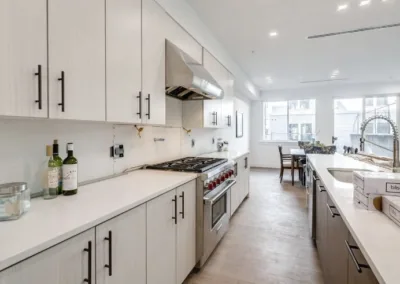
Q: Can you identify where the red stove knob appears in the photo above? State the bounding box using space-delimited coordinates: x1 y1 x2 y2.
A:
225 173 230 179
230 170 234 176
221 176 225 182
216 178 221 184
212 181 217 188
208 183 214 190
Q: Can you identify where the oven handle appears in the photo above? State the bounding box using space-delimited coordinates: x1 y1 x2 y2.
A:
204 180 236 205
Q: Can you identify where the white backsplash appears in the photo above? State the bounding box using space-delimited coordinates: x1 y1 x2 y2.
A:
0 97 249 194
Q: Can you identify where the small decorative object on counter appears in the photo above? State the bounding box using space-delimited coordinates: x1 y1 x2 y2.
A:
0 182 30 221
52 139 63 194
63 143 78 196
353 186 381 211
382 195 400 227
353 171 400 196
43 145 58 200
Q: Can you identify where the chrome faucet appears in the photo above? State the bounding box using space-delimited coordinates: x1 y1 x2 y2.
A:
360 114 400 172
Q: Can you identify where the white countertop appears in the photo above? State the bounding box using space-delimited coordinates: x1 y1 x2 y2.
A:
198 150 249 161
308 154 400 284
0 170 197 272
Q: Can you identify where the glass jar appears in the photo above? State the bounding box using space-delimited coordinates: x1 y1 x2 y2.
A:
0 182 31 221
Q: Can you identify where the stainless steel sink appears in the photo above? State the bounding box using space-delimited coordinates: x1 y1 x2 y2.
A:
328 168 372 183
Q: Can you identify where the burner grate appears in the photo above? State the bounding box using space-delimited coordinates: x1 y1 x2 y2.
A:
147 157 228 173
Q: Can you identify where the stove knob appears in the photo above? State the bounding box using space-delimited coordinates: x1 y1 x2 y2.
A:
230 170 234 176
225 173 230 179
221 176 225 182
207 183 214 190
212 181 217 188
216 178 221 185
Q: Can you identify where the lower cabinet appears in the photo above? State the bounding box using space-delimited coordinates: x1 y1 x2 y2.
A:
96 204 146 284
0 229 95 284
231 154 250 216
147 180 196 284
315 181 328 275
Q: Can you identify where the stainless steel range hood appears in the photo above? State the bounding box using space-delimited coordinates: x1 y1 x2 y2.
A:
165 40 224 100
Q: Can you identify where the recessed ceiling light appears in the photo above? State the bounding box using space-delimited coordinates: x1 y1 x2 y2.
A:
359 0 371 6
269 31 278 37
266 76 273 83
337 3 349 11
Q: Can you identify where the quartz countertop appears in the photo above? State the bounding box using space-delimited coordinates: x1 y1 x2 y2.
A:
308 154 399 284
0 170 197 272
198 150 249 161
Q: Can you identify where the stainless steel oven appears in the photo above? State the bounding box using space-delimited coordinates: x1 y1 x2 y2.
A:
200 179 235 267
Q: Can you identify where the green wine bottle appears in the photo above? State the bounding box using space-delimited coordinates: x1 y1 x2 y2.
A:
62 143 78 196
53 139 63 195
44 145 58 199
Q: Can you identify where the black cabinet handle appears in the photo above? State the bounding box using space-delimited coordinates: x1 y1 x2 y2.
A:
327 204 340 218
245 157 248 169
345 240 371 273
137 91 142 119
216 112 218 125
212 112 217 125
104 231 113 276
172 195 177 224
34 65 42 110
179 191 185 219
227 115 231 126
145 94 150 119
83 241 92 284
319 186 326 192
313 175 319 181
58 71 65 112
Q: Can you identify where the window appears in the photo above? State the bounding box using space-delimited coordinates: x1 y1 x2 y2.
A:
263 99 316 141
334 96 397 157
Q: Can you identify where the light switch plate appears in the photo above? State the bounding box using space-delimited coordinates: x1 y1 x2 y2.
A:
111 144 124 158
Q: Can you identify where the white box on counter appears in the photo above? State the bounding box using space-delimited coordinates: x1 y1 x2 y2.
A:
353 186 382 211
353 171 400 195
382 195 400 227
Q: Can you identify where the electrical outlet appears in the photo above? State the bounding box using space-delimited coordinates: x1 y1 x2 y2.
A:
110 144 124 158
191 139 195 148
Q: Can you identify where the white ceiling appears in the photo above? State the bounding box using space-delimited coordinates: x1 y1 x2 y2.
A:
186 0 400 91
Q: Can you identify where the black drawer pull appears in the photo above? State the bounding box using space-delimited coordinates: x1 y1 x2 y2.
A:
216 112 218 125
327 204 340 218
58 71 65 112
137 91 142 119
34 65 42 110
104 230 113 276
345 240 371 273
179 191 185 219
319 186 326 192
145 94 150 119
83 241 92 284
172 195 177 224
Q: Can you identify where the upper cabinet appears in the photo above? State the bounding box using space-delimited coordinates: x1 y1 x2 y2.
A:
48 0 106 121
0 0 48 118
142 0 202 125
106 0 142 124
182 49 234 129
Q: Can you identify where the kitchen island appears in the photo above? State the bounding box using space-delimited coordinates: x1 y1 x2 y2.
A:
308 153 400 284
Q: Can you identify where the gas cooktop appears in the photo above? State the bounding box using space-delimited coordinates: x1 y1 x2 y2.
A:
147 157 228 173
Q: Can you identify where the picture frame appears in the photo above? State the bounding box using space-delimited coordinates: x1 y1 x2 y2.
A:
236 111 244 138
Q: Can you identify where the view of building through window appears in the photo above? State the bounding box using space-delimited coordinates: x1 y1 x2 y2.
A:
263 99 316 141
334 96 397 157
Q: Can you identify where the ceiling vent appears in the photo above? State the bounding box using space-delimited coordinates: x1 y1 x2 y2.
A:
300 78 349 84
307 23 400 39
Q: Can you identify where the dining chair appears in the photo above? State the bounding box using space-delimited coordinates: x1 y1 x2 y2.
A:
279 145 301 183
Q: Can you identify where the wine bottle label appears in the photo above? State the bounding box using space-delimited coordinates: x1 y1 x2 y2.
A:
57 167 62 188
48 168 58 188
63 164 78 191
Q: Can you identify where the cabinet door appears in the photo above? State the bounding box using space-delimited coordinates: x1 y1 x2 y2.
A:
106 0 142 124
48 0 105 121
315 182 328 276
326 195 348 284
96 204 146 284
0 229 95 284
177 180 196 284
347 233 379 284
0 0 47 118
221 72 235 128
147 189 177 284
243 156 250 198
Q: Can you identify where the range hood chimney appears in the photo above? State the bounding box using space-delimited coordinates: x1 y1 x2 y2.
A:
165 40 224 100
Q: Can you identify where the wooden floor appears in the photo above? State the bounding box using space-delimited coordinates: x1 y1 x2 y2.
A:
185 168 324 284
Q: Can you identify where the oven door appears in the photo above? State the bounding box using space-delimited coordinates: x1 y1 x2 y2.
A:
201 179 236 266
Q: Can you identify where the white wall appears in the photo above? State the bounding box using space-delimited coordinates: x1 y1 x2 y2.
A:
250 81 400 168
0 96 250 195
153 0 259 100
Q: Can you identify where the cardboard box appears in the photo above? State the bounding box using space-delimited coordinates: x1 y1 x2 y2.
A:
353 186 382 211
382 195 400 227
353 171 400 196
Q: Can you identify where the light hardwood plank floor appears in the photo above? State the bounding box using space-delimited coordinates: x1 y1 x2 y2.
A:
185 168 324 284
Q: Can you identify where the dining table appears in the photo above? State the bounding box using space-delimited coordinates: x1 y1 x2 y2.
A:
290 148 306 185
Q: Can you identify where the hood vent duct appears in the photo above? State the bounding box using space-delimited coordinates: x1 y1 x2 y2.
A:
307 23 400 39
165 40 224 100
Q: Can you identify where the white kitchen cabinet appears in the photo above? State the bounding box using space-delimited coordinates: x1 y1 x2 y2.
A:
230 182 240 216
48 0 105 121
231 155 250 216
147 189 177 284
0 229 95 284
177 180 197 284
222 72 235 128
0 0 48 118
106 0 142 124
96 204 146 284
142 0 202 125
147 180 196 284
